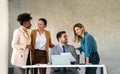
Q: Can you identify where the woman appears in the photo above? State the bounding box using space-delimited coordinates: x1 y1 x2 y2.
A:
31 18 54 74
73 23 100 74
11 13 33 74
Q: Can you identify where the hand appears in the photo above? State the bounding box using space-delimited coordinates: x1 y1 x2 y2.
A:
74 48 78 50
86 63 89 65
85 57 89 65
89 63 92 65
86 63 92 65
26 45 33 50
29 47 34 51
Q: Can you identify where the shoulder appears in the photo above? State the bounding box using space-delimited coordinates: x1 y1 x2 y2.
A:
51 45 59 50
66 44 75 52
14 28 21 34
50 45 57 53
84 33 96 43
66 44 74 49
31 29 37 36
14 28 19 32
66 44 74 48
85 32 93 39
45 30 52 38
51 45 58 49
45 30 50 32
45 30 50 34
31 29 37 33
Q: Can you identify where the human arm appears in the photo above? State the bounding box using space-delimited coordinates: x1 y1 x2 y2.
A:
48 32 55 48
84 36 92 64
85 57 89 64
11 29 26 50
26 45 33 50
77 47 83 54
50 47 55 64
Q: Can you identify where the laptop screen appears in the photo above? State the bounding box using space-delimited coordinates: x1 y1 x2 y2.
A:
51 55 70 65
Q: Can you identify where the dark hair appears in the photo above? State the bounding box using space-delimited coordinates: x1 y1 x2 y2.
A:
56 31 66 41
38 18 47 26
17 13 32 25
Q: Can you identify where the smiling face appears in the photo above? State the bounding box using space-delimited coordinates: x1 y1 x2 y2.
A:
74 27 83 36
73 23 85 42
59 33 68 44
73 23 85 38
37 20 46 30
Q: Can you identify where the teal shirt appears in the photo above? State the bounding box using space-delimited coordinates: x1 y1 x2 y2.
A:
78 32 97 58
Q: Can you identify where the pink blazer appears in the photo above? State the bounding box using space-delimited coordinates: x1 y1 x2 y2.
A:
11 27 32 67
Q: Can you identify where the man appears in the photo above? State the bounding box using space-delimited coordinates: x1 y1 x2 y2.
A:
50 31 79 74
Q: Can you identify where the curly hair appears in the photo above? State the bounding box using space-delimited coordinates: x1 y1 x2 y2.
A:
17 13 32 25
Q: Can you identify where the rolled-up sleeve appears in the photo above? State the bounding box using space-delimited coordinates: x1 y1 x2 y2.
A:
84 37 91 58
78 47 83 54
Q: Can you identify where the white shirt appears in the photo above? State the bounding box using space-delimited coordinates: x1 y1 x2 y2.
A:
59 44 66 52
35 31 46 50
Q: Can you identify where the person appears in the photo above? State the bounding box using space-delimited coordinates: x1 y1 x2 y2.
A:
73 23 100 74
50 31 79 74
11 13 33 74
31 18 54 74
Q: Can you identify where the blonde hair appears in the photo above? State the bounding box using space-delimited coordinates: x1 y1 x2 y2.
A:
73 23 86 43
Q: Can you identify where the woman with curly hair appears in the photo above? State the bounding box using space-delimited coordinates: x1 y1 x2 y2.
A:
11 13 33 74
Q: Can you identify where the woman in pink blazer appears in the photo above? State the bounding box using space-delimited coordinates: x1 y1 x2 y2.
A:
11 13 33 74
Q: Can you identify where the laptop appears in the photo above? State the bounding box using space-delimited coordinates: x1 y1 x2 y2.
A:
51 55 70 65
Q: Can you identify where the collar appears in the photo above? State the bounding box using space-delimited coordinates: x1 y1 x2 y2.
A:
20 26 27 33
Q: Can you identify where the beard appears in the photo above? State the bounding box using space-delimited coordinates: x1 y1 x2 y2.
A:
61 40 68 44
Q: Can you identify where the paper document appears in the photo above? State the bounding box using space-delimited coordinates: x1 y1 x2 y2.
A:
61 52 76 62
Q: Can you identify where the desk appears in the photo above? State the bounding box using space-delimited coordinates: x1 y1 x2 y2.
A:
22 64 107 74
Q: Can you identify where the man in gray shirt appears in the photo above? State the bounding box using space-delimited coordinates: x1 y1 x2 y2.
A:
50 31 79 74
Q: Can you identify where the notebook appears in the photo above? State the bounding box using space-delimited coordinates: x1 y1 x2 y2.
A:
51 55 70 65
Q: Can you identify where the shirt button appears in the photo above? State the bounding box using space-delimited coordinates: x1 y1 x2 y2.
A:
21 55 23 57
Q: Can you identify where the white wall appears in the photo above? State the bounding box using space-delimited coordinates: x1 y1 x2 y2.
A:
0 0 8 74
8 0 120 74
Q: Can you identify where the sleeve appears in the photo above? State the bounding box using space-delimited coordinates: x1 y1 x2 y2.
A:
71 46 77 59
84 37 91 58
50 47 55 64
78 47 83 54
72 46 78 63
11 29 26 50
49 32 55 48
70 45 78 64
30 30 35 48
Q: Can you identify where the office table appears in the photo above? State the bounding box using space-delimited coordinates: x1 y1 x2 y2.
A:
22 64 107 74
